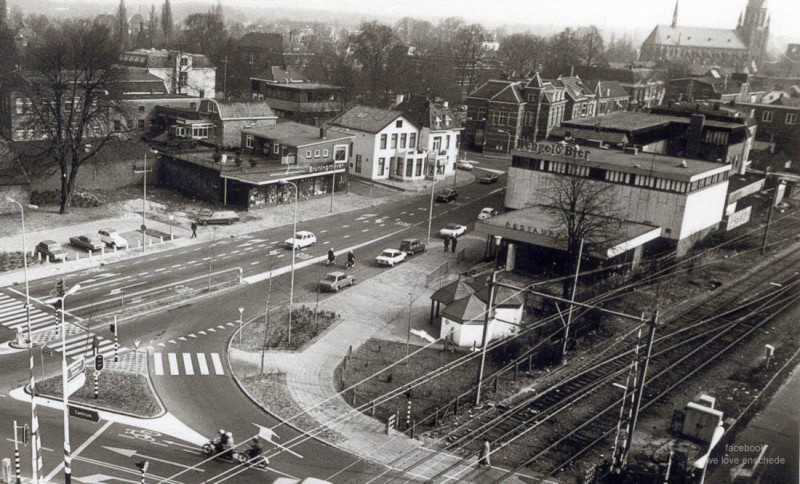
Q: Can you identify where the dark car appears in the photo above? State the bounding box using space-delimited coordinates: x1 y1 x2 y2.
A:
197 210 240 225
35 240 67 262
479 173 499 184
69 234 105 251
399 238 427 256
436 189 459 203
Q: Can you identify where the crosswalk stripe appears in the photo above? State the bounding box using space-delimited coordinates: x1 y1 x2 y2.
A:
211 353 224 375
154 353 164 376
197 353 209 375
182 353 194 375
168 353 179 375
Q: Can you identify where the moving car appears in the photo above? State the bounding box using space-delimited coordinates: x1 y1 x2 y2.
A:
456 160 474 171
69 234 105 251
284 231 317 249
319 271 355 292
436 189 459 203
479 173 499 184
375 249 406 267
399 238 427 256
36 240 67 262
439 224 467 238
478 207 499 220
98 230 128 249
197 210 240 225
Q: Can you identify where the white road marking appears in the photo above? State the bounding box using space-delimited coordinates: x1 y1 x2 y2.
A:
138 272 149 276
323 241 330 245
362 229 369 232
188 334 196 338
342 225 349 228
343 235 350 238
207 328 216 332
168 353 179 375
171 264 181 268
199 331 207 335
153 353 164 375
182 353 194 375
251 261 260 265
154 268 165 272
44 420 113 482
319 230 328 233
196 353 209 375
210 353 224 375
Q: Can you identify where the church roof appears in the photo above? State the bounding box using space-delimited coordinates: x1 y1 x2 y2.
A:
643 25 747 50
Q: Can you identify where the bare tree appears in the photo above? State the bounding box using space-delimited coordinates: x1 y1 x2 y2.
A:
499 33 547 76
146 4 159 48
353 21 397 106
453 23 486 103
543 168 618 297
161 0 173 45
116 0 129 50
15 20 130 214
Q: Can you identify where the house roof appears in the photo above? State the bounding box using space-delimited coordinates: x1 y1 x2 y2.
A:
211 100 276 120
553 76 594 101
586 80 629 99
251 65 309 83
118 49 215 69
431 279 476 305
237 32 283 51
474 283 526 307
549 126 629 145
396 97 462 131
243 121 352 147
442 294 486 324
467 80 523 102
327 105 414 133
642 25 747 50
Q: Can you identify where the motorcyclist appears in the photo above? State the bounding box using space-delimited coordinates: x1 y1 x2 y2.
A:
346 250 355 268
213 429 226 453
223 431 234 459
247 437 265 465
327 248 336 265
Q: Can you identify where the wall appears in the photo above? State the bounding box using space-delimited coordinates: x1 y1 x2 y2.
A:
158 156 223 204
31 158 150 192
679 182 728 239
327 128 378 180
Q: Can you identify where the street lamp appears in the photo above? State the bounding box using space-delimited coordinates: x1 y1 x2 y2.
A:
168 214 174 241
141 149 158 252
278 179 298 347
475 235 502 406
497 129 512 154
6 197 41 483
58 282 81 484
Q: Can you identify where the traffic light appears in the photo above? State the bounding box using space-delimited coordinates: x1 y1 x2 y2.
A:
23 424 29 446
135 460 149 473
95 354 104 371
55 279 66 297
109 323 116 334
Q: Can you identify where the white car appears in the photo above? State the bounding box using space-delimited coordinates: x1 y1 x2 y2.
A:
439 224 467 238
284 231 317 249
98 229 128 249
375 249 407 267
456 160 474 171
478 207 499 220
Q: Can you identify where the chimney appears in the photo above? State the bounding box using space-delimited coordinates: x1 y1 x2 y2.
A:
319 126 326 139
395 94 405 107
686 113 705 158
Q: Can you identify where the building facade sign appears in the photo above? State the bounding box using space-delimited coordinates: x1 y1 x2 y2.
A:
505 221 566 239
531 142 591 160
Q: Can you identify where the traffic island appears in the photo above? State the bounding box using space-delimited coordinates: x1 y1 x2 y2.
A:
233 305 339 352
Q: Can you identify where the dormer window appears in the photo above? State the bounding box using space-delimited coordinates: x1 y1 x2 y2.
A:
445 115 452 127
180 56 189 67
435 116 442 127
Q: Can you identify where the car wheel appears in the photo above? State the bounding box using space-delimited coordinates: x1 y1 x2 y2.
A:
390 262 395 267
110 243 116 248
334 286 340 292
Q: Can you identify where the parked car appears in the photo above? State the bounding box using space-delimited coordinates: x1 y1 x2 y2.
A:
35 240 67 262
98 230 128 249
319 271 355 292
456 160 474 171
399 238 427 256
479 173 499 184
436 189 459 203
478 207 499 220
69 234 105 251
197 210 240 225
439 224 467 238
284 231 317 249
375 249 406 267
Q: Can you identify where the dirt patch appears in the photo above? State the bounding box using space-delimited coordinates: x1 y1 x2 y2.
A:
37 370 161 417
232 305 338 352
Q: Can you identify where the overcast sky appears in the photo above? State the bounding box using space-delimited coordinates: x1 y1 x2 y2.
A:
216 0 798 39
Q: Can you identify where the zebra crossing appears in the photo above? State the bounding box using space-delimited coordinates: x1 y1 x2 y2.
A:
0 292 57 334
152 352 225 376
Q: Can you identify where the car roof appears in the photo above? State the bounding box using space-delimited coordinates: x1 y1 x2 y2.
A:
296 230 314 236
382 249 400 253
402 238 418 242
326 271 346 277
212 211 238 217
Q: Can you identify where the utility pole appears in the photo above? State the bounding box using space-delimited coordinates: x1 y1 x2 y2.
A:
475 235 503 405
761 180 784 255
562 238 584 365
221 55 229 99
622 311 658 463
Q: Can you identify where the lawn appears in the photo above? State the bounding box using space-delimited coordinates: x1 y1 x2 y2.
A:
37 370 161 418
233 305 338 352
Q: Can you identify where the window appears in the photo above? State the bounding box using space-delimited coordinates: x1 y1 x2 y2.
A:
433 137 442 151
274 143 280 154
395 120 403 128
192 126 209 139
180 56 189 66
476 107 487 120
524 111 535 126
314 150 321 158
246 135 254 149
446 135 451 149
400 133 407 148
306 150 312 158
761 111 773 122
395 158 403 176
455 135 460 148
138 105 145 113
114 120 122 132
490 111 499 125
323 149 329 157
786 113 797 125
378 157 385 175
380 134 387 149
333 146 347 161
409 133 417 148
415 160 422 176
15 98 24 114
179 72 188 87
137 119 145 129
391 134 398 149
355 155 362 173
498 111 508 126
14 128 24 140
405 159 413 177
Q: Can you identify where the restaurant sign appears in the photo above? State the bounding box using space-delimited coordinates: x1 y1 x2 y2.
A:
531 142 591 160
506 221 566 239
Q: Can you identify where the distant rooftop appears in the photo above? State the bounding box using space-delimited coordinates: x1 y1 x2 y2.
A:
243 121 353 147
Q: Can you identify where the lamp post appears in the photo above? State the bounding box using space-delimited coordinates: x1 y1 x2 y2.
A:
406 293 413 362
168 215 174 241
497 129 511 154
279 179 298 346
58 283 81 484
6 197 41 484
237 306 245 344
141 149 158 252
475 235 502 406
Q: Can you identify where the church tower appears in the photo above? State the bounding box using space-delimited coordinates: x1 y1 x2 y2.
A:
737 0 770 69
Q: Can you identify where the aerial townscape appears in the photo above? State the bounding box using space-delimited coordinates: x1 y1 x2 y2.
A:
0 0 798 482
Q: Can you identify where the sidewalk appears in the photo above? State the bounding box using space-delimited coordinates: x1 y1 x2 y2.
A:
230 235 538 482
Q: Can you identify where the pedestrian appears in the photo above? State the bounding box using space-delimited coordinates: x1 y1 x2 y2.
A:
451 236 458 253
191 221 198 238
443 236 450 252
478 439 491 467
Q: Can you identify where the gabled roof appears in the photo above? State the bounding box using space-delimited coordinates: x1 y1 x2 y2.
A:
396 97 462 131
467 80 521 102
554 76 595 101
212 100 276 120
327 105 414 133
237 32 283 51
642 25 746 50
525 72 545 89
442 294 486 324
118 49 215 69
243 121 352 147
586 80 629 99
431 279 476 305
474 284 526 308
493 83 524 103
252 65 309 83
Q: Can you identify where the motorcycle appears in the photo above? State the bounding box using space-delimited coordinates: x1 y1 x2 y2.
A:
201 441 269 468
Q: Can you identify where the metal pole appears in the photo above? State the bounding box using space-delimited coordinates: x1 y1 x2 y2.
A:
288 181 298 347
260 265 274 377
475 268 497 406
238 307 244 344
13 421 20 484
406 293 412 362
761 184 779 255
329 170 335 213
142 152 147 253
121 289 125 317
60 298 72 484
93 372 98 399
623 311 658 461
113 315 119 362
426 174 436 246
562 238 584 365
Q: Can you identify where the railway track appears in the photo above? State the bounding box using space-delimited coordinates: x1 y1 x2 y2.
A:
416 250 800 482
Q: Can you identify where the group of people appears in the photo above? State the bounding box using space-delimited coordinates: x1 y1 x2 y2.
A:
328 248 356 268
443 236 459 253
212 429 264 462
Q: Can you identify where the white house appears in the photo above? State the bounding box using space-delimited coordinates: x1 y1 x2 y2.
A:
396 97 463 178
327 105 430 182
118 49 217 99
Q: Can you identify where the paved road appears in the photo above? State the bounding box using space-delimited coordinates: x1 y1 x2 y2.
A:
0 168 513 483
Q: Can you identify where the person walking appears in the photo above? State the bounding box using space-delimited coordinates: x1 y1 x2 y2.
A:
191 221 198 238
443 236 450 252
478 439 491 467
451 236 458 253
